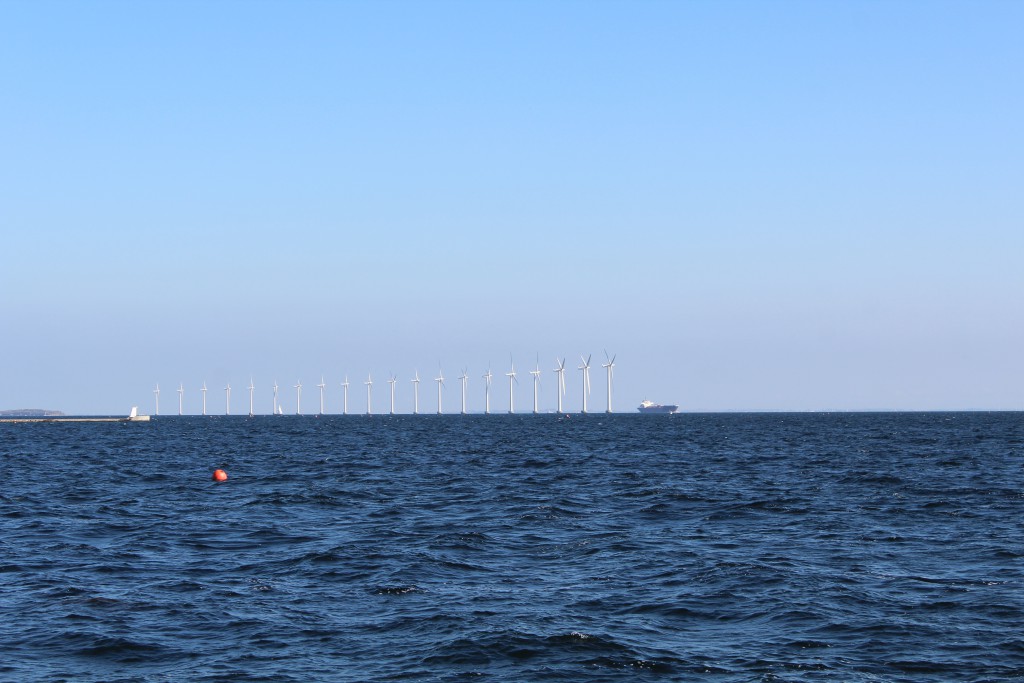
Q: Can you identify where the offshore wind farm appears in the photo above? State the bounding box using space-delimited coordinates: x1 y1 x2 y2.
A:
143 352 633 417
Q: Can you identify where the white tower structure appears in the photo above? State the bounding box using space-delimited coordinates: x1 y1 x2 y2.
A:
341 376 350 415
530 358 541 414
248 378 255 417
294 380 302 416
317 377 326 415
553 358 567 413
579 355 592 413
201 382 208 416
459 369 468 414
602 351 616 413
411 371 421 414
435 367 445 415
225 383 231 415
177 383 184 416
482 367 493 414
506 357 518 414
153 384 160 416
387 374 397 414
365 374 373 415
273 380 279 415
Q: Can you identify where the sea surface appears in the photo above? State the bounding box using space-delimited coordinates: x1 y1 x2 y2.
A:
1 412 1022 682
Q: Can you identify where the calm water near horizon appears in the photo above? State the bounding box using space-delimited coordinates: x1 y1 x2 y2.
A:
1 412 1022 681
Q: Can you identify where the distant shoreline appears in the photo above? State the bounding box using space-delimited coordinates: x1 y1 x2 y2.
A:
0 409 65 417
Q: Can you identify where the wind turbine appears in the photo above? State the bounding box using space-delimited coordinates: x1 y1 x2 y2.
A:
435 366 445 415
294 380 302 416
153 383 160 416
482 366 492 414
248 378 255 417
177 383 184 416
579 355 592 413
364 374 373 415
387 374 397 415
506 356 518 414
225 383 231 415
341 376 350 415
459 369 469 414
201 382 208 416
411 370 421 415
530 356 542 414
553 358 567 413
317 377 326 415
602 351 616 413
273 380 279 415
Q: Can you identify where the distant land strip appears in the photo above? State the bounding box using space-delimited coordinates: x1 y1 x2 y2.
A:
0 409 65 417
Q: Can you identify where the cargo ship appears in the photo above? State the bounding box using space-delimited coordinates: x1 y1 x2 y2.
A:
638 400 678 414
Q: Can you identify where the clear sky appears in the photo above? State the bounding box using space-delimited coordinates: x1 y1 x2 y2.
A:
1 0 1021 414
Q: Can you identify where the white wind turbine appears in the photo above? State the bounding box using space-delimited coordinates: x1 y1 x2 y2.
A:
364 374 373 415
387 374 397 415
317 377 326 415
506 357 518 414
411 371 421 414
602 351 616 413
341 376 350 415
273 380 279 415
153 383 160 416
225 382 231 415
248 378 255 417
579 355 592 413
177 383 184 416
201 382 208 416
459 369 469 414
435 366 445 415
482 366 493 414
553 358 567 413
294 380 302 416
530 356 542 414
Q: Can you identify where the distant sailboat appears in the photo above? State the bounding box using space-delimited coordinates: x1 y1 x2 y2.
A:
275 404 284 415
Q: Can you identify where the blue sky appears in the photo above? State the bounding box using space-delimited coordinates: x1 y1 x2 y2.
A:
2 0 1021 414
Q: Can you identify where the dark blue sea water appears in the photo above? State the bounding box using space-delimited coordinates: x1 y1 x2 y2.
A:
1 413 1022 682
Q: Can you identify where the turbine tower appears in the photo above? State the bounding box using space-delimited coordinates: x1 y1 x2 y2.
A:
317 377 326 415
411 370 421 415
273 380 279 415
459 369 469 414
482 366 493 414
225 383 231 416
530 357 541 414
602 351 616 413
294 380 302 416
387 374 397 415
248 378 255 417
435 366 445 415
578 355 592 413
341 376 350 415
553 358 567 413
153 383 160 416
201 382 208 416
506 357 518 414
364 374 373 415
177 383 184 416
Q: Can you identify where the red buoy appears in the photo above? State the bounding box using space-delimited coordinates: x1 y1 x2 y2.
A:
212 469 228 482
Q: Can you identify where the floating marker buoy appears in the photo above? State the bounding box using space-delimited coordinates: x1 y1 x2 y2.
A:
212 469 228 482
